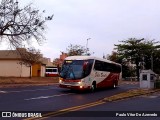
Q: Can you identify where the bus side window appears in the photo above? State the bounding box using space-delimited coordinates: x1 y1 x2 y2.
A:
94 60 121 73
83 59 94 77
104 63 112 72
94 60 103 71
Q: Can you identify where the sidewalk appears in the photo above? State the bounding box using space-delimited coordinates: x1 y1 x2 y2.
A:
119 80 139 85
0 77 59 88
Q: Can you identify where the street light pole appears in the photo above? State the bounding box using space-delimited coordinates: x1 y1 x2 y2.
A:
151 52 153 71
86 38 91 55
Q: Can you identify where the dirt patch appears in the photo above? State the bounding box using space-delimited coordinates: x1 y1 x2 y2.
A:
0 77 59 88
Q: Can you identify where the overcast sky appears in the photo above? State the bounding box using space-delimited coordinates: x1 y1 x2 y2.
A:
1 0 160 60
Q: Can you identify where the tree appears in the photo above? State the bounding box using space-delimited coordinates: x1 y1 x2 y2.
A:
114 38 160 80
66 44 91 56
18 48 42 65
0 0 53 48
154 50 160 73
107 51 133 78
107 51 122 63
18 48 43 78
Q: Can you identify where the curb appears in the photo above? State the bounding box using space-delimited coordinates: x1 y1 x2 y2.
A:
103 89 160 102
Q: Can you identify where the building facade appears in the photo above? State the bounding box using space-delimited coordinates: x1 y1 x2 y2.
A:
0 49 31 77
0 48 48 77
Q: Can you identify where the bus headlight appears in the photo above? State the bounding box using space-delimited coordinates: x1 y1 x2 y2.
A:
78 82 81 84
59 78 63 83
59 80 62 83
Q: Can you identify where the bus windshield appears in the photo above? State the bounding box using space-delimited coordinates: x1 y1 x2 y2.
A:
60 59 94 80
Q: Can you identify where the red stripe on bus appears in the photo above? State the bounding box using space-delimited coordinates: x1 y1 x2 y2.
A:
97 73 119 88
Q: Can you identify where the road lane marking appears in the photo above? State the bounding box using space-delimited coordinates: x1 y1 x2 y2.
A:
0 91 7 93
42 101 105 118
1 88 58 93
141 95 158 98
24 93 75 100
24 100 106 120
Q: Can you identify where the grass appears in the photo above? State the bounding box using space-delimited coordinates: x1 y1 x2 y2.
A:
103 89 160 102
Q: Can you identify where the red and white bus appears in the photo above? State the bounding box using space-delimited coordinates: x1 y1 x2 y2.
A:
46 67 59 77
59 56 122 91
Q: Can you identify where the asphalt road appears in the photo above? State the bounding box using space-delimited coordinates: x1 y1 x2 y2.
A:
47 87 160 120
0 83 138 111
1 82 160 120
49 92 160 120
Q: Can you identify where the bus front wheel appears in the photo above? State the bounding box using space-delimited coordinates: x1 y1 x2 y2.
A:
113 81 118 88
91 82 96 92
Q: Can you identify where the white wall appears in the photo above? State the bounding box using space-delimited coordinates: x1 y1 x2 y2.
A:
41 65 46 77
0 60 30 77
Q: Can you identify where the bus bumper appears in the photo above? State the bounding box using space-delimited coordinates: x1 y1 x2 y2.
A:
59 84 90 90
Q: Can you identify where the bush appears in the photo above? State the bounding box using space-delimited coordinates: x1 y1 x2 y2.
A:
155 80 160 88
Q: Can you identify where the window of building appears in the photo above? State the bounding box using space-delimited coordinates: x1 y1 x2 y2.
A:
142 74 147 81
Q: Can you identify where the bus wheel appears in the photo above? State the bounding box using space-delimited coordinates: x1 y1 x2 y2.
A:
113 82 117 89
91 82 96 92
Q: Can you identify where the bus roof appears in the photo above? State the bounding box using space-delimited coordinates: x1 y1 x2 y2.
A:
65 56 121 66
